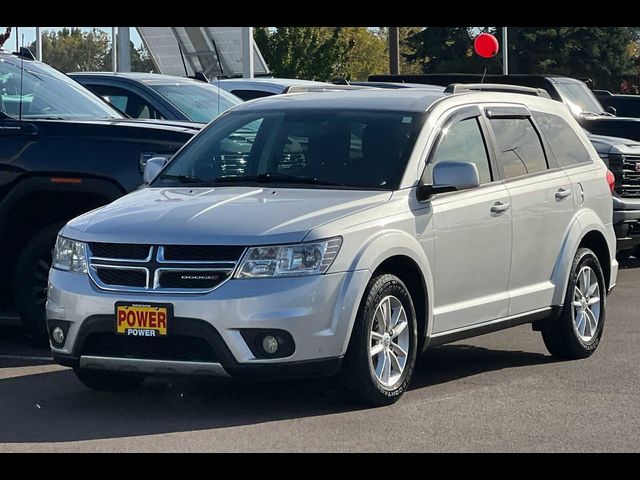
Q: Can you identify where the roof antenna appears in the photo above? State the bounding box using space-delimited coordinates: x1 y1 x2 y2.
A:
210 36 224 117
18 53 24 121
177 41 188 77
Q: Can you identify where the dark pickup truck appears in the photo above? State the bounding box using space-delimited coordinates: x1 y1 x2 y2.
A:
0 50 200 343
594 90 640 119
370 73 640 257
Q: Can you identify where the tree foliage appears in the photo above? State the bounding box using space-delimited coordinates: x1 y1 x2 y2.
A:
26 28 155 73
0 27 11 49
508 27 636 89
403 27 640 91
340 27 387 80
254 27 352 81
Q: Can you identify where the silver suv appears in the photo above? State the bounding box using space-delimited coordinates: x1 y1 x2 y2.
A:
47 87 618 406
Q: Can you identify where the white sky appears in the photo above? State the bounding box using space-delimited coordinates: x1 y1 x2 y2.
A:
0 27 144 50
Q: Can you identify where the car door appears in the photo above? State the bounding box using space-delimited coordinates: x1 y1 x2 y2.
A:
484 105 575 315
426 106 513 334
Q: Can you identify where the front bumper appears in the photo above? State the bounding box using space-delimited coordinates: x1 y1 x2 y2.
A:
47 268 371 378
613 208 640 250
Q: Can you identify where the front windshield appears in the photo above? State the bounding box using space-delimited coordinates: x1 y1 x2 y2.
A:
555 82 606 116
152 108 425 190
148 82 241 123
0 56 123 120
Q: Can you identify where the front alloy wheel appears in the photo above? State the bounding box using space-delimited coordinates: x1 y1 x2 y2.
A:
341 273 418 406
369 295 410 388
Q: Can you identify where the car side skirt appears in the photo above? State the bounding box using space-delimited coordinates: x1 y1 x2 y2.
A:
427 306 561 346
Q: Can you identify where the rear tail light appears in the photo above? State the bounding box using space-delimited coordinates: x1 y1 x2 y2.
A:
606 169 616 194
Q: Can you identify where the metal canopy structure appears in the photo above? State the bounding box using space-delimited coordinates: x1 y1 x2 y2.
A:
137 27 269 78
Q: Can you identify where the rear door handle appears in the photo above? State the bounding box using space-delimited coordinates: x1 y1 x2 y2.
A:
555 188 572 200
491 201 510 214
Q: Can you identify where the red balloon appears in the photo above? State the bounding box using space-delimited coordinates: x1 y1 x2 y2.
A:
474 33 499 59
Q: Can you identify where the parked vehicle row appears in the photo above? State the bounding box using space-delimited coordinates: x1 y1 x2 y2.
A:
47 86 617 405
0 50 200 343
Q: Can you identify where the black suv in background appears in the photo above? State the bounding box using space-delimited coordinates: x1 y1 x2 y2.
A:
0 50 199 343
69 72 242 123
370 73 640 257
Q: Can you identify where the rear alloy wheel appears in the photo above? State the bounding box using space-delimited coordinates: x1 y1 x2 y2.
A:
571 266 602 343
542 248 606 359
341 274 418 406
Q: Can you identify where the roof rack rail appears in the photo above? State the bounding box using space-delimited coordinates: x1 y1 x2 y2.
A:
445 83 552 99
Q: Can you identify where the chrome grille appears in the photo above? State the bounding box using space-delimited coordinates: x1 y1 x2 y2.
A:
619 155 640 198
87 243 245 293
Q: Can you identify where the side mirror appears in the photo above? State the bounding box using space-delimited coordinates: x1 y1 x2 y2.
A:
417 161 480 201
606 105 617 116
143 157 167 184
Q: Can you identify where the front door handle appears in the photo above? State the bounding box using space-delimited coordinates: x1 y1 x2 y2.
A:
555 188 572 200
491 201 510 214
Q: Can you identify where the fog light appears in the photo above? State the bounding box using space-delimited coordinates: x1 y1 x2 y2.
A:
52 326 65 344
262 335 279 355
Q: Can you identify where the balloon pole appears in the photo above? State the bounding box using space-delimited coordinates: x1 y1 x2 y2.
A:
480 66 487 87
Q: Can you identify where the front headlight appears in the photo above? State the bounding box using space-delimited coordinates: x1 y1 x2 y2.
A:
235 237 342 278
52 236 88 273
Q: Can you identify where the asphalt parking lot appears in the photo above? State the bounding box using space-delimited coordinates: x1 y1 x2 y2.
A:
0 260 639 452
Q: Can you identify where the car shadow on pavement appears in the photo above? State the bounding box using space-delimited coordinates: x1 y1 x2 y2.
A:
410 344 554 390
0 343 555 444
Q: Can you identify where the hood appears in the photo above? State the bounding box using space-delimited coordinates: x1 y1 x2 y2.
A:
587 132 640 156
63 187 392 245
41 118 201 135
582 116 640 143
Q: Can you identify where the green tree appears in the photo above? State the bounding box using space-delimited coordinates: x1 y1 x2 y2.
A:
403 27 492 74
0 27 11 49
254 27 352 81
27 28 155 73
403 27 639 91
105 42 156 73
508 27 636 90
28 28 110 72
341 27 388 80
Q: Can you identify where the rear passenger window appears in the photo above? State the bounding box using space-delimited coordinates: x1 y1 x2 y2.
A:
489 118 547 179
433 117 492 184
533 112 592 167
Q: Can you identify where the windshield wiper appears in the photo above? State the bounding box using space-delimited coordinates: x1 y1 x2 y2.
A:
214 172 345 187
580 111 607 117
158 173 208 184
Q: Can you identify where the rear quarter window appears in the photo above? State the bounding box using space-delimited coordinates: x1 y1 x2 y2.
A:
533 112 592 167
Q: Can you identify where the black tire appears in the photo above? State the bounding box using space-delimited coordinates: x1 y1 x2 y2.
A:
340 274 418 407
13 223 65 346
542 248 606 359
74 368 144 392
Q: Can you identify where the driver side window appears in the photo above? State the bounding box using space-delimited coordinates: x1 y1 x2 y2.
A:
432 117 492 184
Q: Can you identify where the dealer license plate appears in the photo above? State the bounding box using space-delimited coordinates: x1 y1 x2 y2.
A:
115 302 171 337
